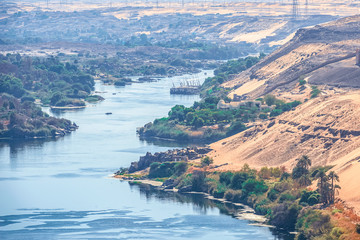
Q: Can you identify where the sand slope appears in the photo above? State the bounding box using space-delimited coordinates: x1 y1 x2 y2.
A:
223 15 360 99
210 91 360 211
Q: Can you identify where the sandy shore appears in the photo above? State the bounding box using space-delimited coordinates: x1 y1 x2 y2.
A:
113 175 164 187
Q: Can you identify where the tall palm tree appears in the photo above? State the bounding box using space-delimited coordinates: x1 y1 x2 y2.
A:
292 155 312 179
328 171 340 204
297 155 312 170
315 169 330 205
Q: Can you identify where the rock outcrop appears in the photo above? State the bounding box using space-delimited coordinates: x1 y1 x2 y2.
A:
128 147 211 173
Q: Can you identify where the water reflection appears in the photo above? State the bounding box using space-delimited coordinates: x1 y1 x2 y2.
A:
49 107 87 117
0 138 59 169
129 182 295 240
138 136 206 148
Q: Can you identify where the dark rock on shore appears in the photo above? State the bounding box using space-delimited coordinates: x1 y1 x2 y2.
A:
128 146 211 173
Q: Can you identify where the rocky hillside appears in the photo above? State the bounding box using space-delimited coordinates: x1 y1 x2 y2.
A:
209 91 360 211
223 15 360 98
209 15 360 212
209 91 360 169
0 2 337 54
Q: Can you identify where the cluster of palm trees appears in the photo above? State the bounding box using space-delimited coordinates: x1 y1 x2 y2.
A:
292 155 340 205
315 169 340 205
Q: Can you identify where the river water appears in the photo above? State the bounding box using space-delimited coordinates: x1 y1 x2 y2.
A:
0 71 292 240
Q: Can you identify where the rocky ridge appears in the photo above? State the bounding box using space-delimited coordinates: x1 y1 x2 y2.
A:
224 15 360 99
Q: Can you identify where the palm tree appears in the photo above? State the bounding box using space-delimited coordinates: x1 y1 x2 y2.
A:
292 155 312 179
328 171 340 204
298 174 311 187
315 169 330 205
297 155 312 170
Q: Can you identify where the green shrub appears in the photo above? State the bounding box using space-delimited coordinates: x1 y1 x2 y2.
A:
270 202 301 230
259 113 268 119
176 174 192 189
300 190 320 206
219 171 234 186
201 156 213 167
279 192 297 203
149 161 188 178
267 188 280 201
270 167 282 178
255 198 272 215
310 86 320 98
296 209 332 239
85 95 104 102
191 171 207 192
226 120 246 136
211 183 227 198
242 179 268 196
270 109 282 117
174 162 188 176
149 162 176 178
264 95 277 106
231 171 251 190
299 79 306 86
224 189 235 201
0 74 26 97
224 189 242 203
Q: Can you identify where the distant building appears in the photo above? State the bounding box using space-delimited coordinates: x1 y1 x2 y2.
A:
172 155 188 162
217 99 271 111
233 94 247 102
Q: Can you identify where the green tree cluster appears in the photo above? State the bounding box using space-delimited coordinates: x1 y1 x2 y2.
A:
0 54 94 105
201 55 264 92
148 161 188 178
0 94 75 138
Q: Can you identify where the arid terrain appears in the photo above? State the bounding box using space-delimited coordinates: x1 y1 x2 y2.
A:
2 1 360 239
0 1 349 56
223 15 360 98
209 15 360 213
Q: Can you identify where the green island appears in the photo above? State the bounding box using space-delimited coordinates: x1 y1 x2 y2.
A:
0 54 101 107
116 155 360 239
0 93 77 138
0 53 99 138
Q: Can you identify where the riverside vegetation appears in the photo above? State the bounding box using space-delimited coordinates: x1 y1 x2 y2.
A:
0 94 77 138
116 155 360 240
138 55 302 143
0 53 100 107
0 53 98 138
81 41 240 80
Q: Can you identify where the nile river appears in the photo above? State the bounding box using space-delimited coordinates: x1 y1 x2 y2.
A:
0 71 292 239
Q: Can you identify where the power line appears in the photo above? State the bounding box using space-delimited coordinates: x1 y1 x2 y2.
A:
292 0 298 19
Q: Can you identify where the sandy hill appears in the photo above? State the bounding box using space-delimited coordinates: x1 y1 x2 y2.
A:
210 15 360 212
209 91 360 212
223 15 360 99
